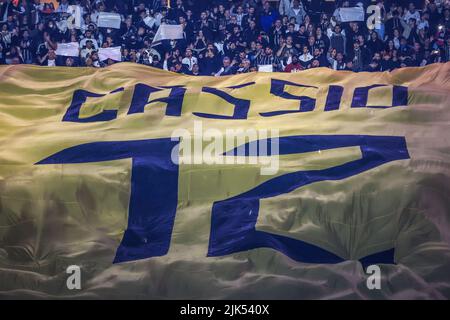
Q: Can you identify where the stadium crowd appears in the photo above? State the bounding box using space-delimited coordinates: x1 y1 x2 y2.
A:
0 0 449 74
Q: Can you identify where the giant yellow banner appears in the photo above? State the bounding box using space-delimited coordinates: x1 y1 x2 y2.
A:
0 63 449 299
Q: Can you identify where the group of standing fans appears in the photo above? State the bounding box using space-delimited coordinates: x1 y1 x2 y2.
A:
1 0 449 74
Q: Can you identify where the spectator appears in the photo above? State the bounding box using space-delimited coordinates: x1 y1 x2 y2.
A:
181 47 197 71
257 46 281 71
80 39 95 59
0 0 447 74
276 35 298 60
215 56 238 76
329 24 346 55
237 58 251 73
367 31 384 56
403 2 421 23
259 1 278 33
299 44 313 68
349 40 370 72
287 0 306 25
284 54 303 72
385 10 405 38
38 48 57 66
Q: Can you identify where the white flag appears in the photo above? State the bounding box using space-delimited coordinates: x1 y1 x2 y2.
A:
152 24 184 43
56 42 80 57
258 65 273 73
98 12 122 29
338 7 365 22
98 47 122 62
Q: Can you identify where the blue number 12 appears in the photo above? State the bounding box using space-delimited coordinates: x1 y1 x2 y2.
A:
37 135 409 266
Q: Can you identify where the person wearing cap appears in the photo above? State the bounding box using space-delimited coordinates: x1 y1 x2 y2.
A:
199 48 220 76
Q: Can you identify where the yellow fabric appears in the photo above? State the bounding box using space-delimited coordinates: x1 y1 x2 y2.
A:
0 63 449 299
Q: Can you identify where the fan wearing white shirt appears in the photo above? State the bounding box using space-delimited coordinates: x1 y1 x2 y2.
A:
403 3 420 23
80 40 95 59
181 48 197 71
299 45 313 67
79 30 99 50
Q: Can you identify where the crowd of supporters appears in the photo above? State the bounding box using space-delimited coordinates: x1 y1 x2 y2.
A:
0 0 449 74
